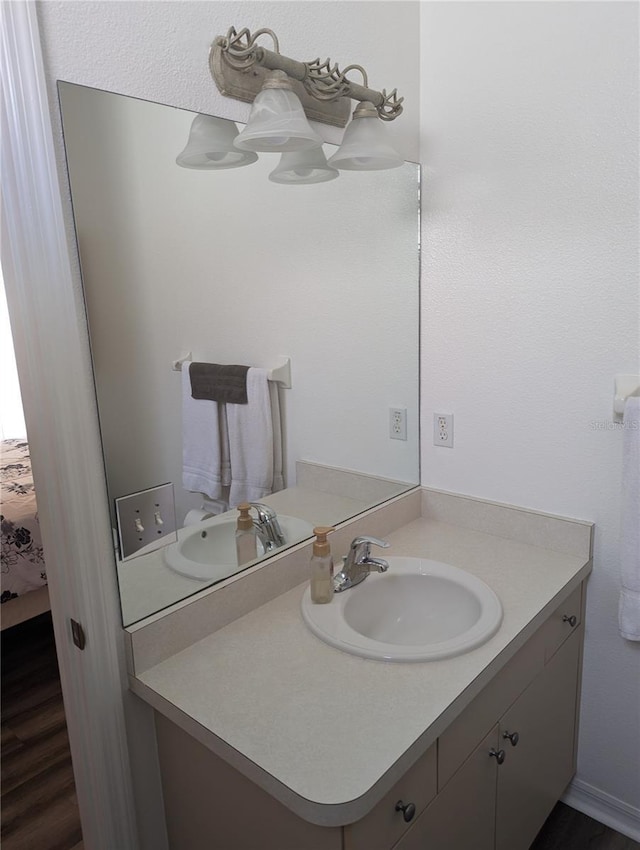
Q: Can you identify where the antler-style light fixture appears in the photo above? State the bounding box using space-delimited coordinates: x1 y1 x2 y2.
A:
202 26 405 181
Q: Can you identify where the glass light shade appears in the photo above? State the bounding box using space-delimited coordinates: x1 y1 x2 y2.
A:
269 147 339 185
234 87 323 153
328 113 404 171
176 115 257 170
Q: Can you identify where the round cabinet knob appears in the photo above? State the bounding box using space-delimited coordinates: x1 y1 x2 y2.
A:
503 730 520 747
489 748 506 765
562 614 577 627
395 800 416 823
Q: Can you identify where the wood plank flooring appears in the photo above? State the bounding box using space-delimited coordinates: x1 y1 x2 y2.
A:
1 612 83 850
2 612 638 850
530 802 640 850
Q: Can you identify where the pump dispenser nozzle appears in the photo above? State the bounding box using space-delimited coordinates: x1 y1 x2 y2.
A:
236 502 254 531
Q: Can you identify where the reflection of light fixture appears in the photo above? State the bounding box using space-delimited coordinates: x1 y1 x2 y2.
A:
328 102 403 171
176 114 257 169
269 147 338 184
205 26 405 179
234 71 323 153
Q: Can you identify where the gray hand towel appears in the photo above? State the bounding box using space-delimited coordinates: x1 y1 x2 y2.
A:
189 362 249 405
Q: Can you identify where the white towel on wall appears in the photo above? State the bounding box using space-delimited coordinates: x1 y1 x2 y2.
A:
227 367 283 506
181 365 230 504
618 395 640 641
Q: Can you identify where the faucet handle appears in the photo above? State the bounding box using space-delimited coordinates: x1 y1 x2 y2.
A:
249 502 276 521
350 535 390 552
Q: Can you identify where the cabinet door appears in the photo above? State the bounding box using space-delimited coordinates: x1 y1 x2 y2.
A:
394 726 499 850
343 744 437 850
495 628 581 850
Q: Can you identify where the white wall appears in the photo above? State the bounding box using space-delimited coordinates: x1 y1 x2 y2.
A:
421 0 639 822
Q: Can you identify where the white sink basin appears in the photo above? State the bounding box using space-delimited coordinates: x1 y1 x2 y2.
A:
301 557 503 662
165 514 314 581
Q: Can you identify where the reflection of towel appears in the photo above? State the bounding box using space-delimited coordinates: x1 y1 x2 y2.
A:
227 368 283 506
619 396 640 641
182 365 230 503
270 380 284 493
189 362 249 404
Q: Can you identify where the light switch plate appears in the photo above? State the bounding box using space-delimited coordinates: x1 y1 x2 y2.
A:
115 483 177 561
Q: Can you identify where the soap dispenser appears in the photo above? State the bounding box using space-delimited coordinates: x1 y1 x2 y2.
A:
235 502 258 566
310 526 335 604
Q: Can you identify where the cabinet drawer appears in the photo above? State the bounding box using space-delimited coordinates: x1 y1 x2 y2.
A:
542 583 582 663
344 743 437 850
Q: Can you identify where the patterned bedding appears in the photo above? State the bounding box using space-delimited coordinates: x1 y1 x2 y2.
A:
1 439 47 603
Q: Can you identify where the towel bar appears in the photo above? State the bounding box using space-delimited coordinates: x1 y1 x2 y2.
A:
172 353 292 389
614 374 640 419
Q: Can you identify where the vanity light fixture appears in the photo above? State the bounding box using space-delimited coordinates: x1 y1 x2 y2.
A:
234 71 323 153
269 146 338 184
208 26 404 175
328 102 404 171
176 114 257 170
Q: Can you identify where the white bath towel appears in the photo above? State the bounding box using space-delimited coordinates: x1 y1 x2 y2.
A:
618 395 640 641
181 364 230 504
227 368 283 506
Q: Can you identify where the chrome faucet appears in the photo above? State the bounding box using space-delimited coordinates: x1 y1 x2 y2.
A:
333 535 390 593
249 502 285 551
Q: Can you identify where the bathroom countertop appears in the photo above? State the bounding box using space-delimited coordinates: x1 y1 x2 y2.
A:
129 514 591 827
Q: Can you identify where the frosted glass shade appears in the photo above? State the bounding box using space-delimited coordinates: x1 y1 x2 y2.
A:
269 147 338 184
234 87 323 153
328 114 404 171
176 115 257 169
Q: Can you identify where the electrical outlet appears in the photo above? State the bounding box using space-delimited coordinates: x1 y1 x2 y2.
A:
115 482 177 560
389 407 407 441
434 413 454 448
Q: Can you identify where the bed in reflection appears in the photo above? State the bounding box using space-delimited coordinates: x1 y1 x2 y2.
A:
1 439 50 630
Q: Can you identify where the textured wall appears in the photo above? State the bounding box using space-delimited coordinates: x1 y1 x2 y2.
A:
421 1 639 816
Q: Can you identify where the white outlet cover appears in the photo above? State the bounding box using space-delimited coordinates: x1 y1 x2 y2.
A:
433 413 454 448
389 407 408 441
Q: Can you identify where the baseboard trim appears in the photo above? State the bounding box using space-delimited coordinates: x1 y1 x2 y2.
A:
562 778 640 841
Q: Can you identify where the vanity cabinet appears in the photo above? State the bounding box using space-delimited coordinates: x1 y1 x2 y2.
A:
394 625 582 850
154 582 585 850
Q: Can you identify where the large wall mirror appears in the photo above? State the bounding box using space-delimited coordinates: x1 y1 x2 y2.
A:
58 82 420 626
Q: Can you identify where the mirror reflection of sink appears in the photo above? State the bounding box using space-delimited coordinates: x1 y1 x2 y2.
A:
301 557 502 662
165 514 315 581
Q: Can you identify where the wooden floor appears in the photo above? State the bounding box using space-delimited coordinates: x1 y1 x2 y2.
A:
1 613 638 850
530 802 640 850
1 612 83 850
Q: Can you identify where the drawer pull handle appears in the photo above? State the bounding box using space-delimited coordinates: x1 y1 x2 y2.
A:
562 614 577 627
395 800 416 823
503 730 519 747
489 748 506 765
